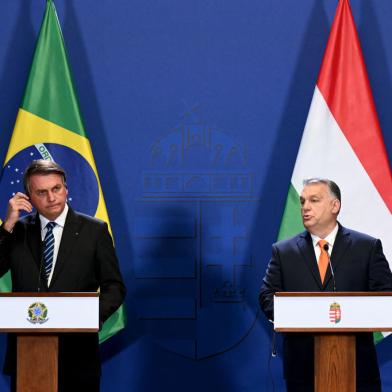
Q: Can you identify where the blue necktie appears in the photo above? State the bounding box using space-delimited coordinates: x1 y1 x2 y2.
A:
43 222 56 281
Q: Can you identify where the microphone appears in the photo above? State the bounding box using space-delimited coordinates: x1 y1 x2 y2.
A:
323 243 336 292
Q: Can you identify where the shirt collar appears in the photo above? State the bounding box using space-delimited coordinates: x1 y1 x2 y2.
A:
39 204 69 230
311 223 339 249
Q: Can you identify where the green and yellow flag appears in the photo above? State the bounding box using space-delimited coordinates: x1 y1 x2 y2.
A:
0 0 126 342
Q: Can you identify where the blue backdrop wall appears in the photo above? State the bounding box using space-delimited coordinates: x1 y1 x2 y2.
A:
0 0 392 391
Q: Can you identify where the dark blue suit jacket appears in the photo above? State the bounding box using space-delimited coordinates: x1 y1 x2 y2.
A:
259 224 392 389
0 207 126 390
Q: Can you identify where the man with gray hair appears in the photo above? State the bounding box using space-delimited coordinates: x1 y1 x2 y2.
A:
259 178 392 392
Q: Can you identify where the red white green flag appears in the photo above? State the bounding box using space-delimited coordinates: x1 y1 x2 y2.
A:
278 0 392 342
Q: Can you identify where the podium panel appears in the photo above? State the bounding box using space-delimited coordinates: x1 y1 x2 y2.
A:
273 292 392 392
0 292 99 332
0 293 99 392
274 292 392 332
314 334 355 392
17 335 58 392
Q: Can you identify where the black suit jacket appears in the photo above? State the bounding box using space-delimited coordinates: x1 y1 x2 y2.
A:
0 207 126 387
259 224 392 388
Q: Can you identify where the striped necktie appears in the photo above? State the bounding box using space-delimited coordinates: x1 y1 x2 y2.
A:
43 222 56 281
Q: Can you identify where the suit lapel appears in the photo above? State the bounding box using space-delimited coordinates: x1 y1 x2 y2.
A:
25 214 43 270
25 214 49 291
50 208 82 287
297 231 324 290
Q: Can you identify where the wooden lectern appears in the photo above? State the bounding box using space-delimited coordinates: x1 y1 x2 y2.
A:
0 292 99 392
274 292 392 392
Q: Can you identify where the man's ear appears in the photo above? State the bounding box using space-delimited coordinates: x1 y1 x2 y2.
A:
332 199 341 214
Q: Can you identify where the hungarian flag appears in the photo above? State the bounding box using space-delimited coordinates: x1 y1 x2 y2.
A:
0 0 126 342
278 0 392 343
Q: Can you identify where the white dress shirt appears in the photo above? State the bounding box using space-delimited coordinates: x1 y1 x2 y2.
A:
39 204 69 286
310 223 339 262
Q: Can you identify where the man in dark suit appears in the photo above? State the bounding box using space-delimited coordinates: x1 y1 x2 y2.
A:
0 160 126 391
259 178 392 392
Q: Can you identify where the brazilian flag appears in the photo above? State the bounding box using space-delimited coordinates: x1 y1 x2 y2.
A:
0 0 126 342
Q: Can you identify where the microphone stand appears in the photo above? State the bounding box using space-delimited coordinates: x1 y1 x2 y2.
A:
323 243 336 292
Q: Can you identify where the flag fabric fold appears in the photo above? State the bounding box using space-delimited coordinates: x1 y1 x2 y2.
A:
0 0 126 343
278 0 392 343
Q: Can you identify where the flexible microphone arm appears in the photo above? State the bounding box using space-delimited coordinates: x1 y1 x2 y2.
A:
323 243 336 292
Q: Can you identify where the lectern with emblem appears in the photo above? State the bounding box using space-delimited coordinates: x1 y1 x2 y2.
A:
0 292 99 392
274 292 392 392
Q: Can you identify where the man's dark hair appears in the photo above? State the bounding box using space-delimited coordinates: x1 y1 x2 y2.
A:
23 160 67 196
303 178 341 203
